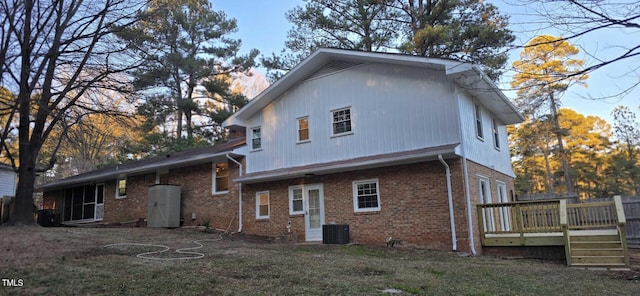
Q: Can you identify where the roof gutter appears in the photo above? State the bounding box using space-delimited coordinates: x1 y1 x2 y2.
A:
226 154 243 233
438 154 457 252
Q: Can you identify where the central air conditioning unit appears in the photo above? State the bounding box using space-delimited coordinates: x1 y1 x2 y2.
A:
147 185 181 228
322 224 350 244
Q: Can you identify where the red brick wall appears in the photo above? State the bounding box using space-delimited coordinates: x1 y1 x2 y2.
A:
44 158 243 231
240 158 515 252
242 159 471 251
463 159 516 255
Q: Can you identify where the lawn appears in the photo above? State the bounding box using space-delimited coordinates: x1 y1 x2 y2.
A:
0 226 638 295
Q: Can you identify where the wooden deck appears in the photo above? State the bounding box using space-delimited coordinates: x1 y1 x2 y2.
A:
478 196 629 268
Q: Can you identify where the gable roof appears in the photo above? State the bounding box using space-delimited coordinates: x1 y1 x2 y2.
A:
39 138 245 191
223 48 523 128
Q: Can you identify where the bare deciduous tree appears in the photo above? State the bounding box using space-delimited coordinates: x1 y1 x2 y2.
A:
0 0 144 225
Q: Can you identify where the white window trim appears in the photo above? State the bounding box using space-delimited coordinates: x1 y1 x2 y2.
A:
352 179 381 213
256 191 270 219
331 107 353 137
477 175 491 204
115 177 127 199
212 162 229 195
496 181 507 203
288 185 305 215
492 116 501 150
474 103 484 141
297 116 311 144
250 126 262 151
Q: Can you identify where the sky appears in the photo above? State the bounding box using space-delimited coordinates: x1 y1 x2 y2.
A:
211 0 640 124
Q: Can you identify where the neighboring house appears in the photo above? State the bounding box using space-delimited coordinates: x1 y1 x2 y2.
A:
0 163 17 198
41 48 523 254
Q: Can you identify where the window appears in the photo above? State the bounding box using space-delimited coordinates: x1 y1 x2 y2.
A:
332 107 352 135
251 127 261 150
213 162 229 194
256 191 270 219
116 178 127 199
492 117 500 149
474 103 484 140
289 186 304 215
353 179 380 212
297 117 309 142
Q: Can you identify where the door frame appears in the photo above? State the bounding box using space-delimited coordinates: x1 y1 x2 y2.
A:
303 183 325 242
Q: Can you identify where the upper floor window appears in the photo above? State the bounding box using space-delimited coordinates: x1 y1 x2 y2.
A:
116 177 127 199
474 103 484 140
492 117 500 150
353 179 380 212
297 117 310 142
213 162 229 194
251 127 261 150
332 107 352 135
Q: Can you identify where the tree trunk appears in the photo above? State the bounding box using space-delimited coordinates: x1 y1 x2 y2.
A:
549 93 575 197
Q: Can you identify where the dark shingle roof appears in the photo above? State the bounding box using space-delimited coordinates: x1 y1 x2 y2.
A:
39 139 245 190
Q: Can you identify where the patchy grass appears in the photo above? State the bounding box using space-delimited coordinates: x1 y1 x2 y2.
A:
0 226 639 295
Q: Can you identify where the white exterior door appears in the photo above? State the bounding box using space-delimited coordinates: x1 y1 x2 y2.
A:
478 176 495 232
496 181 510 231
304 184 325 241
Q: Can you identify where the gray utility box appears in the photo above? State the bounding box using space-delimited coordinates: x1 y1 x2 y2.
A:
147 185 181 228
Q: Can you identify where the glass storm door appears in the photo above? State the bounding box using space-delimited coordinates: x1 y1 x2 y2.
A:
305 185 325 241
95 184 104 221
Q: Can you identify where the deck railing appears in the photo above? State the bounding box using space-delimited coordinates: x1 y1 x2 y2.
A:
477 196 627 243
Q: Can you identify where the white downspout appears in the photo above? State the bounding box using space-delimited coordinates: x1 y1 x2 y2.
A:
226 154 243 233
462 156 477 255
438 154 457 251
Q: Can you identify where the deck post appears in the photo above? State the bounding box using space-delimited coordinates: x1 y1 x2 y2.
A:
514 203 524 245
614 195 629 267
559 199 571 266
477 206 485 245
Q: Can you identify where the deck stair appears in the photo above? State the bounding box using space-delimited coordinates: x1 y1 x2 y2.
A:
567 230 628 268
478 196 629 268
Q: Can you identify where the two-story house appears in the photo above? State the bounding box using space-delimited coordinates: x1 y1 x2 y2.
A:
222 49 523 253
41 48 522 254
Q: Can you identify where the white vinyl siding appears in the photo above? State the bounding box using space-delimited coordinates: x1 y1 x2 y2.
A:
0 169 16 197
457 92 516 178
243 63 461 174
